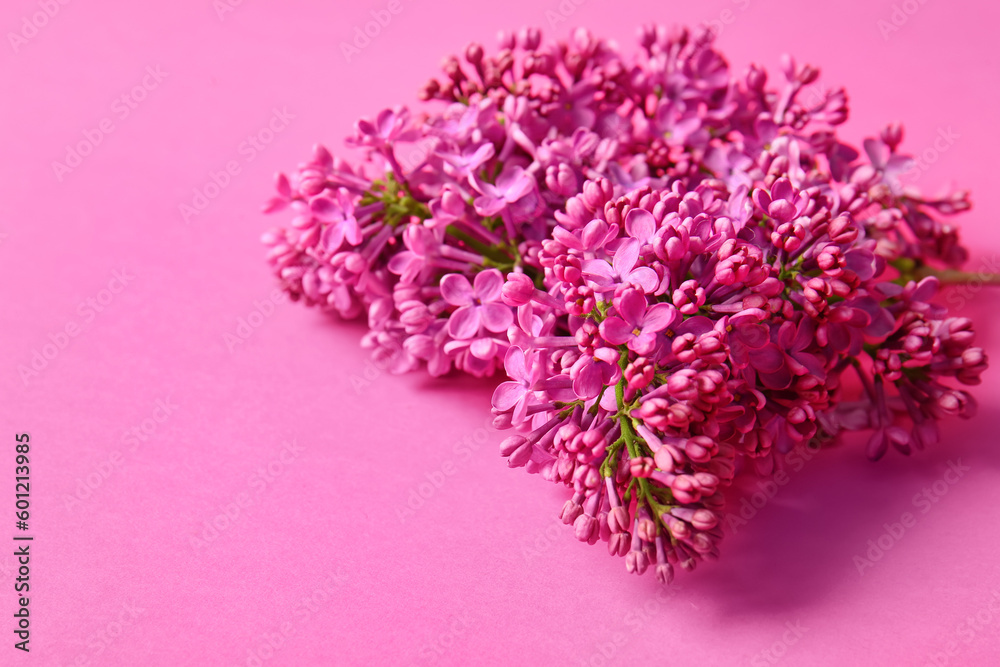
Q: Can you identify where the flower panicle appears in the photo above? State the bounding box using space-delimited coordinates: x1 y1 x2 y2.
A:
261 24 989 582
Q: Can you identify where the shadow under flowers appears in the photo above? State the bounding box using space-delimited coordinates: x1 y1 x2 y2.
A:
675 405 1000 616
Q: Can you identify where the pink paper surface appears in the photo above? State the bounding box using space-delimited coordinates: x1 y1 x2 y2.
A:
3 1 1000 665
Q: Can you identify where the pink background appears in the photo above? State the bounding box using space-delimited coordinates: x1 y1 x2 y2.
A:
3 0 1000 665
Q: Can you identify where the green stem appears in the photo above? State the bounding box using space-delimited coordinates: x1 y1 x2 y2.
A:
914 267 1000 286
444 225 512 265
893 258 1000 286
607 350 666 517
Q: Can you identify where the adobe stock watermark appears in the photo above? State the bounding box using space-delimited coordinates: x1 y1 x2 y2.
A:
885 126 959 190
701 0 753 39
213 0 247 21
179 107 295 223
944 254 1000 312
224 289 287 353
877 0 932 41
545 0 594 30
190 439 305 551
395 417 493 523
923 589 1000 667
17 268 135 386
7 0 71 54
61 600 146 666
63 397 180 512
417 612 471 662
340 0 405 63
577 586 684 667
723 441 822 534
51 66 168 182
853 459 970 576
750 620 810 666
240 567 350 666
520 512 568 562
350 337 412 393
349 354 393 394
397 138 434 173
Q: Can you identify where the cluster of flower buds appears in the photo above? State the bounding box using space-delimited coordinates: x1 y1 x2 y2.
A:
492 172 984 582
262 25 987 581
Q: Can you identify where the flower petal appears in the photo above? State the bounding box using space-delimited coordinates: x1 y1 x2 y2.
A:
310 197 342 222
473 196 506 217
615 289 647 327
750 344 785 373
736 322 769 348
581 220 612 250
627 266 659 293
503 346 527 382
572 362 601 399
492 381 527 411
613 238 640 276
470 337 498 360
387 252 413 277
497 166 534 201
582 258 615 286
600 317 635 345
440 274 475 306
473 269 504 302
447 305 481 339
343 219 363 246
624 208 656 243
321 224 345 254
480 302 514 333
631 332 657 356
641 303 679 333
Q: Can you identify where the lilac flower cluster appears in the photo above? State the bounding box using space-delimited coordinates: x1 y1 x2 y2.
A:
493 174 984 582
262 26 986 581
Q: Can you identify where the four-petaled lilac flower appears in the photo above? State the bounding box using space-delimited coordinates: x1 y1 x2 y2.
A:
263 27 988 585
312 189 362 253
583 238 659 293
438 142 496 179
387 225 439 285
719 308 769 369
492 346 537 425
600 289 680 355
440 269 514 339
752 177 808 223
864 135 914 194
624 208 656 245
471 165 536 217
349 106 418 149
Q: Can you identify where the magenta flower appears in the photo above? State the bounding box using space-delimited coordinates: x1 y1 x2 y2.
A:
387 225 438 285
263 25 988 586
600 289 679 355
717 309 766 362
751 177 808 223
471 165 536 217
491 346 536 425
312 189 361 253
583 238 659 293
864 132 914 194
440 269 514 339
438 142 496 179
349 106 418 149
624 208 656 245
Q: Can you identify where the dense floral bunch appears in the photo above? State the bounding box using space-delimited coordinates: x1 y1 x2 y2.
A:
261 25 987 581
492 176 984 582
